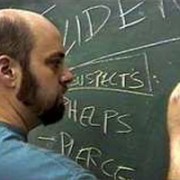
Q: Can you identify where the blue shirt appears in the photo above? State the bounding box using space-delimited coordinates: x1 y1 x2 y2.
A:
0 123 97 180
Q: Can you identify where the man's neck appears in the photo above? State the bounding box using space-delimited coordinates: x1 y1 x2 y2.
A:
0 95 40 134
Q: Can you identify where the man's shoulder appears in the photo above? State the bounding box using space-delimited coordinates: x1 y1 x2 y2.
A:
0 126 97 180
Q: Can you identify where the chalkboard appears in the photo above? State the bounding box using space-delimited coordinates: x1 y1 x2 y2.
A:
2 0 180 179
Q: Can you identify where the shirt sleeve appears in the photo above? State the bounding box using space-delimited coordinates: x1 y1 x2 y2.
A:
0 135 98 180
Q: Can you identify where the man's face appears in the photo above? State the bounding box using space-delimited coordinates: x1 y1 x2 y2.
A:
17 25 73 125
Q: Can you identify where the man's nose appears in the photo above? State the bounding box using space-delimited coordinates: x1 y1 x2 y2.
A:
60 67 74 84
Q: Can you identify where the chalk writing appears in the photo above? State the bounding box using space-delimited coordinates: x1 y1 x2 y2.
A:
37 131 135 179
71 70 144 90
76 147 102 168
101 159 135 180
63 19 69 47
144 53 153 92
66 97 78 122
173 0 180 11
63 19 76 56
41 4 56 15
83 5 111 42
38 129 135 180
38 136 56 142
158 0 166 18
70 53 153 97
70 87 153 97
59 132 74 156
62 0 180 55
75 15 82 46
66 98 133 135
117 0 146 30
104 110 132 134
79 106 100 127
72 70 143 89
64 4 111 55
75 146 135 179
71 38 180 70
63 1 147 54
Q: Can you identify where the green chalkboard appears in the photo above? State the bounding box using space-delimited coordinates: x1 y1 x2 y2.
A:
2 0 180 179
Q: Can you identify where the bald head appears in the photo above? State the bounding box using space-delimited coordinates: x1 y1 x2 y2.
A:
0 8 62 65
0 9 61 37
0 8 54 27
0 8 43 18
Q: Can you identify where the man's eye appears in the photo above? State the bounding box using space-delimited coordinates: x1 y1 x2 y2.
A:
52 58 63 68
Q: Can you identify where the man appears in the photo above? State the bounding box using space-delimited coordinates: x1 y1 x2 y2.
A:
0 8 179 180
0 9 97 179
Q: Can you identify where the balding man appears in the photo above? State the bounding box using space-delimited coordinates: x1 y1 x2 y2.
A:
0 9 97 180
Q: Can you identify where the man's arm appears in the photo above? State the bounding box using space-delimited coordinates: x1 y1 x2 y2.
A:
167 83 180 180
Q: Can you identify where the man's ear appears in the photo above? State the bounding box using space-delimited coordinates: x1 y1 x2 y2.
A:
0 55 18 88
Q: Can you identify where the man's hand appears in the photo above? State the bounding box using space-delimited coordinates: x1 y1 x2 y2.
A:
167 83 180 180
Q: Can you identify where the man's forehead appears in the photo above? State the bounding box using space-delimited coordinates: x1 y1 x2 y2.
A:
30 19 64 57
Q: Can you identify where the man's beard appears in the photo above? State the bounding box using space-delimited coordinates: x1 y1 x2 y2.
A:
38 99 65 125
16 67 65 126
